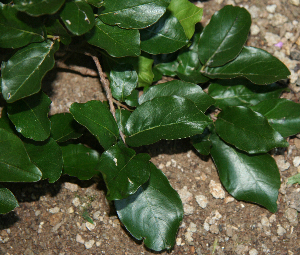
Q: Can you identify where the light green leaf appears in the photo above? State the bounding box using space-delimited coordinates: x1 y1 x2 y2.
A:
210 132 280 213
287 173 300 185
136 54 154 87
125 96 212 147
215 106 289 154
115 163 183 251
1 40 59 103
0 128 42 182
7 92 51 141
14 0 65 16
0 185 19 214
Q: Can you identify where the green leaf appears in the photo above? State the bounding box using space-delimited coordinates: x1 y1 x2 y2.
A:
1 40 59 103
0 108 17 134
50 113 84 143
287 173 300 185
140 10 188 54
208 80 286 109
191 128 212 155
110 63 138 101
198 5 251 67
115 109 131 134
61 144 100 180
24 138 63 183
250 99 300 137
98 0 171 29
203 46 291 85
139 80 215 112
115 163 183 251
86 18 141 57
7 92 51 141
168 0 203 39
0 128 42 182
153 60 178 77
0 185 19 214
125 95 212 147
45 18 72 45
215 106 289 154
86 0 103 8
14 0 65 16
60 0 95 36
136 54 154 87
125 90 139 107
70 100 119 150
0 3 45 48
210 132 280 213
98 142 151 200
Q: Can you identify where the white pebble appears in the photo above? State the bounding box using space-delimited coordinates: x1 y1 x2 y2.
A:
84 240 95 249
266 4 276 13
195 195 208 208
166 161 171 167
224 196 235 204
285 32 294 40
93 211 101 220
250 24 260 35
72 197 81 207
275 155 290 171
178 186 193 203
249 248 259 255
35 210 41 216
209 180 225 199
49 207 60 214
203 222 210 231
86 222 96 231
64 182 78 192
261 216 270 227
290 0 300 6
67 207 74 214
76 234 85 244
293 156 300 167
277 225 286 236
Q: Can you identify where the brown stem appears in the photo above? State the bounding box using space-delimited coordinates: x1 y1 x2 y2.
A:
56 61 98 77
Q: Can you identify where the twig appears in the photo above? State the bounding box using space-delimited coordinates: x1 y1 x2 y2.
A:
56 61 98 77
112 98 131 111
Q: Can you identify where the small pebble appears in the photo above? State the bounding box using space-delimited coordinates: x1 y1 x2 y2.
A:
67 207 74 214
261 216 270 227
76 234 85 244
266 4 276 13
72 197 81 207
285 208 298 225
249 248 259 255
275 155 290 171
209 180 225 199
289 0 300 6
93 211 101 220
195 195 208 209
84 240 95 249
64 182 78 192
277 225 286 236
86 222 96 231
178 186 193 203
49 207 60 214
224 196 235 204
250 24 260 35
293 156 300 167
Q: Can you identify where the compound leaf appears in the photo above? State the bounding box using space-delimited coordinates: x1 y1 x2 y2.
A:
0 186 19 214
0 128 42 182
250 99 300 137
61 143 100 180
70 100 119 150
210 132 280 213
98 142 151 200
14 0 65 16
99 0 171 29
115 163 183 251
215 106 289 154
1 40 59 103
203 46 291 85
125 96 212 147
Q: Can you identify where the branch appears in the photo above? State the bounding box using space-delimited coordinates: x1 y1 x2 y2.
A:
56 61 98 77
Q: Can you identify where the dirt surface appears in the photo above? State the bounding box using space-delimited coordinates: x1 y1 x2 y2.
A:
1 0 300 254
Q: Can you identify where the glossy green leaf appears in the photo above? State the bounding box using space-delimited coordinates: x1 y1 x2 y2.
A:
60 0 95 36
125 90 139 107
287 173 300 185
208 81 286 109
203 46 291 85
61 143 100 180
125 96 212 147
24 138 63 183
115 163 183 251
139 80 215 112
86 0 103 7
45 18 72 45
215 106 289 154
140 10 188 54
14 0 65 16
210 132 280 213
168 0 203 39
0 3 45 48
86 18 141 57
0 185 19 214
153 60 178 77
110 64 138 101
0 128 42 182
99 0 171 29
136 54 154 87
70 100 119 150
98 142 151 200
1 40 59 103
7 92 51 141
50 113 84 143
0 108 16 134
198 5 251 67
191 128 212 155
250 99 300 137
115 109 131 134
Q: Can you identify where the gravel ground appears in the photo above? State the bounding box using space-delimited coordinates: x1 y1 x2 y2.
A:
1 0 300 254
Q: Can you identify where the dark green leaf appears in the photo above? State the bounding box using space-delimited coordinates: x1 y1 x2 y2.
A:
125 96 212 147
198 5 251 67
86 0 103 7
14 0 65 16
0 185 19 214
191 128 212 155
203 46 291 85
98 142 151 200
0 128 42 182
250 99 300 137
125 90 139 107
98 0 171 29
1 40 59 103
168 0 203 39
60 0 95 36
86 18 141 57
50 113 84 143
61 144 100 180
0 108 16 134
45 18 72 45
0 3 45 48
140 10 188 54
208 81 286 109
287 173 300 185
153 60 178 77
210 132 280 213
115 109 131 134
139 80 215 112
115 163 183 251
7 92 51 141
215 106 289 154
110 64 138 101
70 100 119 150
24 138 63 183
